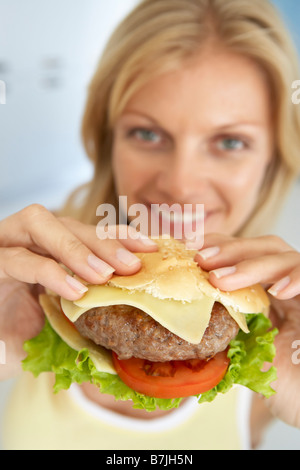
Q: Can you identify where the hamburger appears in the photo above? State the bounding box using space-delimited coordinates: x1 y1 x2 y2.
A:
23 238 278 411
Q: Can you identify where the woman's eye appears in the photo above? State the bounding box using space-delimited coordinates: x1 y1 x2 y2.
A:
129 128 161 143
216 137 247 151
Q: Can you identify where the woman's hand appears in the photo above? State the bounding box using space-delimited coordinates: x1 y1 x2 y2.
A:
195 233 300 429
0 204 157 379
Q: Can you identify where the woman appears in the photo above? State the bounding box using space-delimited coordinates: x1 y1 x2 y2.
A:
1 0 300 450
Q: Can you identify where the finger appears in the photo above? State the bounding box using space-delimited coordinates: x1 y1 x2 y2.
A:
268 266 300 300
0 205 138 283
0 246 89 301
197 233 234 249
98 224 158 252
207 251 300 292
58 219 158 276
195 235 291 271
60 219 158 254
22 206 119 284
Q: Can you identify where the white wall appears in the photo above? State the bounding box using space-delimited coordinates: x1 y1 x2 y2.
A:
0 0 139 217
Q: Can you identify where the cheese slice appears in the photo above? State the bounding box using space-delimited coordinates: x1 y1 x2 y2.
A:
40 294 116 374
62 286 214 344
61 285 250 345
226 306 249 334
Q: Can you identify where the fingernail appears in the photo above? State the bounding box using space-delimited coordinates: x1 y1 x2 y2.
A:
211 266 237 279
116 248 141 266
185 239 204 250
66 274 89 294
198 246 220 260
268 276 290 297
137 234 157 247
87 254 115 277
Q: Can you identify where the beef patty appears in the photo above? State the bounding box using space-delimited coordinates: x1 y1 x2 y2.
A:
74 302 239 362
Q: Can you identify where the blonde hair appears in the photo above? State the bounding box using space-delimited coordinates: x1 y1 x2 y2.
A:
62 0 300 237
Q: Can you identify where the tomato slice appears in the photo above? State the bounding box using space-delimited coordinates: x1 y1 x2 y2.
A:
112 351 230 399
61 307 77 330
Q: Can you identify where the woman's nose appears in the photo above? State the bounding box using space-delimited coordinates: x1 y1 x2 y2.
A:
156 144 210 201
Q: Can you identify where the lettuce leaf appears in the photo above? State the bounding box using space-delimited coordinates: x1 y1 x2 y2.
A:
22 313 278 411
199 314 278 403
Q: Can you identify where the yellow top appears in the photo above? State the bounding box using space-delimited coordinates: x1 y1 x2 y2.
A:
2 372 252 450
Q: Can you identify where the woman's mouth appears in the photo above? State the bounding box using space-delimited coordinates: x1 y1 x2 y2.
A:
146 202 207 243
151 203 204 221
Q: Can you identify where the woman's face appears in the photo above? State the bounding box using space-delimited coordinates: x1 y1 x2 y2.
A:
112 50 274 238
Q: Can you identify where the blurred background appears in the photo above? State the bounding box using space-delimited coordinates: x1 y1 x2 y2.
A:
0 0 300 450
